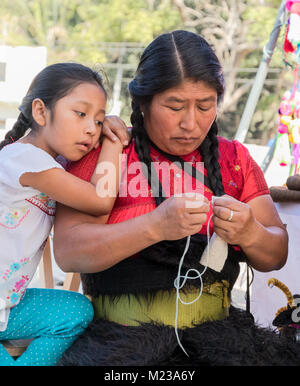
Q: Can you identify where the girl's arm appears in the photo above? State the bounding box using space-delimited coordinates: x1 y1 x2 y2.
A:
20 115 128 216
19 137 123 216
89 137 122 212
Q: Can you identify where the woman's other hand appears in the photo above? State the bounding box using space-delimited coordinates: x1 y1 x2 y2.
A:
212 194 288 271
212 195 256 246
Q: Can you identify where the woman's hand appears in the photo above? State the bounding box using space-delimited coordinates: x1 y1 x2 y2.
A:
95 115 131 148
149 193 210 241
212 195 256 246
212 194 288 272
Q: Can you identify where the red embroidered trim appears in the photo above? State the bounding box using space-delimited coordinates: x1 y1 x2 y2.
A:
25 198 56 216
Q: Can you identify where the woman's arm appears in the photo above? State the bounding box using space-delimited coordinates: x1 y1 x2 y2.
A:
212 194 288 272
53 193 210 273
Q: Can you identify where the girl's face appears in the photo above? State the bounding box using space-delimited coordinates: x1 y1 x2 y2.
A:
38 82 106 161
143 79 218 156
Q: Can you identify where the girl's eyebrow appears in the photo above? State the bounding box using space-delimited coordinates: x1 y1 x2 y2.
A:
75 100 106 114
165 96 216 103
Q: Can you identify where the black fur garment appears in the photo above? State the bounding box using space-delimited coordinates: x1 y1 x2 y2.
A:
57 307 300 366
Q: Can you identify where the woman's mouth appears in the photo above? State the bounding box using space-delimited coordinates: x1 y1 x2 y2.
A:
173 137 197 143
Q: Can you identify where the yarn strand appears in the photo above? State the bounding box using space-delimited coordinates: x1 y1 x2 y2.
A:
174 213 214 356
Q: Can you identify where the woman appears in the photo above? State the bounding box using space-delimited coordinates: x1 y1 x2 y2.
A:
54 31 300 366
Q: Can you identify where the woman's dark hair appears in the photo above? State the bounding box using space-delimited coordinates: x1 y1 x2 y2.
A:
128 30 225 205
0 62 106 150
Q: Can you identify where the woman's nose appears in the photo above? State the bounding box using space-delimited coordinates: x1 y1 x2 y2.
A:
180 110 197 131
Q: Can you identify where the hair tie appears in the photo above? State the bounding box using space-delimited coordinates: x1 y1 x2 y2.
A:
10 136 15 142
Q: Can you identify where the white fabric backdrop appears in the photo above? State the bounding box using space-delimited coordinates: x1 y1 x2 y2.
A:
250 202 300 328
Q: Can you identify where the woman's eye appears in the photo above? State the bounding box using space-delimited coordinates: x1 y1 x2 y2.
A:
198 106 210 112
168 106 182 111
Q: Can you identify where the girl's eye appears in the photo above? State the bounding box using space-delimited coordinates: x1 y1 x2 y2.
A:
75 111 86 117
96 121 103 127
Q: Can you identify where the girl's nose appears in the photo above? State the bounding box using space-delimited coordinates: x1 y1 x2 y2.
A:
85 121 98 135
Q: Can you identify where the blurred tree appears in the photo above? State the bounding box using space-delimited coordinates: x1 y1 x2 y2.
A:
74 0 180 44
171 0 292 142
0 0 181 62
0 0 182 123
0 0 292 142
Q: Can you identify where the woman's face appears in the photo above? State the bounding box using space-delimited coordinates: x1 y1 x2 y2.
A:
143 79 218 155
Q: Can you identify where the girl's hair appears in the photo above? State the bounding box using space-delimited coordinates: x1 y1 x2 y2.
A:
0 62 106 150
128 30 225 205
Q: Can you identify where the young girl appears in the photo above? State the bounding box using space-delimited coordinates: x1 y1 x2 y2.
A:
0 62 129 366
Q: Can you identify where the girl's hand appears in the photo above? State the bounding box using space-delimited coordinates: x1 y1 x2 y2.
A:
212 195 257 246
150 193 210 241
95 115 131 148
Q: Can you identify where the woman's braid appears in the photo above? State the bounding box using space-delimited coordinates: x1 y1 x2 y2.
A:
199 121 225 197
130 102 165 206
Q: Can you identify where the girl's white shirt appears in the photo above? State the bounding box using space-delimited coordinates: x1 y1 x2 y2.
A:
0 143 63 331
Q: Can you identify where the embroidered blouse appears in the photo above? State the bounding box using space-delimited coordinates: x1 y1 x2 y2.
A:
0 143 63 331
68 137 269 236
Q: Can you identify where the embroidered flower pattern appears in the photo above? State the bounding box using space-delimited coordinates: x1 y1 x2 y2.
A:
234 165 241 171
1 257 31 307
6 275 29 306
0 207 29 229
228 180 238 189
38 192 56 208
1 258 30 281
26 192 56 216
14 276 29 292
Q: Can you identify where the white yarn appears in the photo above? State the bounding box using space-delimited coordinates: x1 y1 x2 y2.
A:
173 214 214 357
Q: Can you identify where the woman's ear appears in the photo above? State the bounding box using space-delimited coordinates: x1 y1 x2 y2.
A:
32 98 48 126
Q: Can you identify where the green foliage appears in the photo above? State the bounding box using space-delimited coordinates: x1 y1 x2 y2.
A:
0 0 181 63
243 0 287 68
75 0 180 43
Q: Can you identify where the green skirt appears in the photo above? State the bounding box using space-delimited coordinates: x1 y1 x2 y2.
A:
92 280 230 329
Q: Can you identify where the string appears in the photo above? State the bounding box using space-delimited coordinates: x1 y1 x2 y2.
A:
174 213 214 357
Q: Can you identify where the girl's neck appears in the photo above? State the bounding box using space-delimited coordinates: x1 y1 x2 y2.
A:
18 130 58 159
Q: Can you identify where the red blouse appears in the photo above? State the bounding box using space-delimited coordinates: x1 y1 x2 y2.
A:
67 137 269 237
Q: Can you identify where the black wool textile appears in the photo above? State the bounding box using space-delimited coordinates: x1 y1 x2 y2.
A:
58 307 300 366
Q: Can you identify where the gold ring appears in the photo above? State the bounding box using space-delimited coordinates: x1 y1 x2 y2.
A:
227 209 234 222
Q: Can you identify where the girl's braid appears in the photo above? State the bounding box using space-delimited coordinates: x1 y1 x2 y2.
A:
0 112 31 150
